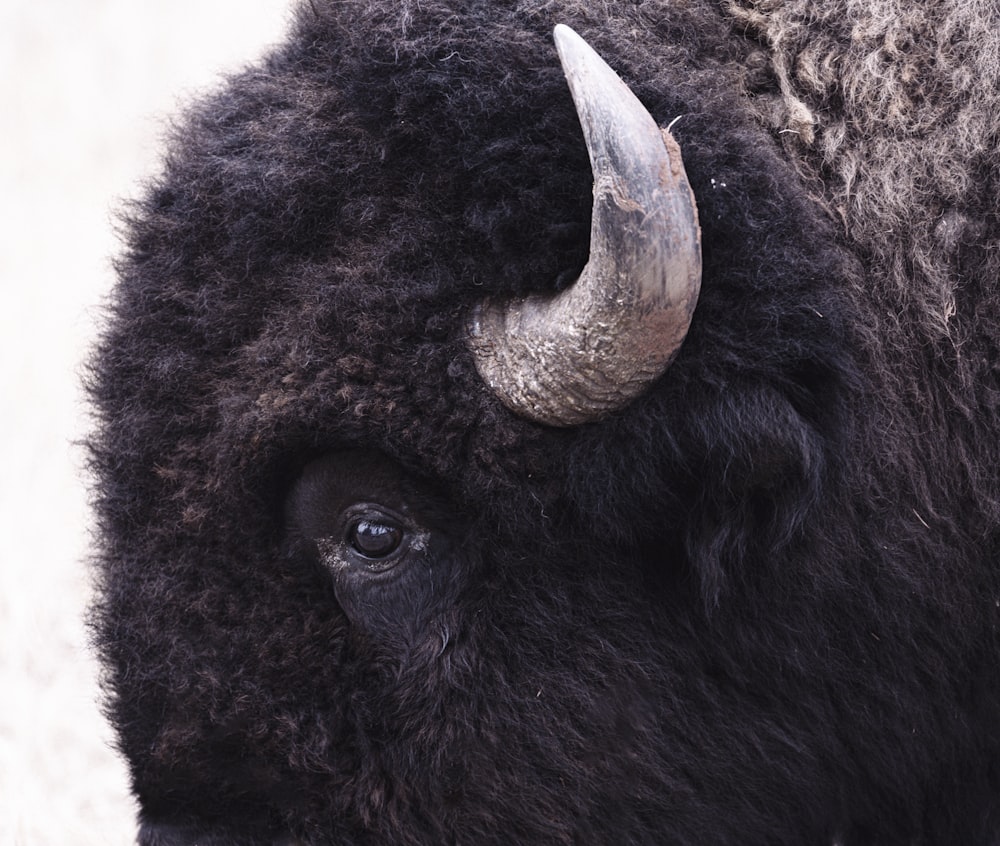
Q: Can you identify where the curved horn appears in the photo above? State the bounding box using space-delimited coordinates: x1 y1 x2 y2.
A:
467 24 702 426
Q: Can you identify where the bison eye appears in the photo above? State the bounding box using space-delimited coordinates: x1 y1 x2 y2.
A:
348 517 404 559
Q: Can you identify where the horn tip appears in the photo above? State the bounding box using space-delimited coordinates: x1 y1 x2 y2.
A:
553 23 587 57
552 23 577 43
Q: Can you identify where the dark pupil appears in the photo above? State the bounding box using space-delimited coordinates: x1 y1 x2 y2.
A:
350 519 402 559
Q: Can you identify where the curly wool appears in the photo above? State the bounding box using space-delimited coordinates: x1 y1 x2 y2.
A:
87 1 1000 844
731 0 1000 344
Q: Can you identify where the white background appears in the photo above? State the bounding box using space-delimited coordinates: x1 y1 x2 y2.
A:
1 2 292 842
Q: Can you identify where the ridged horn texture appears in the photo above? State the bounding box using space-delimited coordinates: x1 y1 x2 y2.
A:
467 24 702 426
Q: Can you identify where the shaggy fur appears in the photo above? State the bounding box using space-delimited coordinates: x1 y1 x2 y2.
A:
88 0 1000 843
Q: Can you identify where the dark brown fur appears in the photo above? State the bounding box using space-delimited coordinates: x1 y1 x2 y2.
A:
88 1 1000 843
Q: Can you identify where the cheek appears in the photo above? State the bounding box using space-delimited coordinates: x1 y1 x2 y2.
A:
317 538 445 641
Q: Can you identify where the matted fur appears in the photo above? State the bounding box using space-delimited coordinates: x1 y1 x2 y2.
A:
733 0 1000 343
88 1 1000 844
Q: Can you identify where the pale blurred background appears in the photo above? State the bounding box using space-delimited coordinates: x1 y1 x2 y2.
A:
0 2 292 842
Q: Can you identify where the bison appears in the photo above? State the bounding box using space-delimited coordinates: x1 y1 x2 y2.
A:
88 0 1000 843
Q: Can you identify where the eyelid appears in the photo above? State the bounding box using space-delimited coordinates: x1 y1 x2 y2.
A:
340 502 412 530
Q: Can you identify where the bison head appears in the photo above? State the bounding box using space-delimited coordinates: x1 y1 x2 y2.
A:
89 2 1000 844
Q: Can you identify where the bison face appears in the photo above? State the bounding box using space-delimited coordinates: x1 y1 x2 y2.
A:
286 451 465 649
94 0 1000 843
